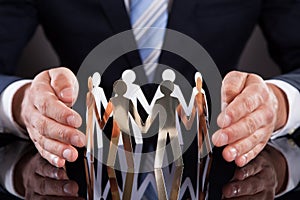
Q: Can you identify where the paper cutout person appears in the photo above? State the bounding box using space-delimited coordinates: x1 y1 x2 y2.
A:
150 69 196 146
122 69 151 145
193 72 213 200
100 80 143 200
86 77 103 161
92 72 108 149
194 72 212 159
142 80 194 169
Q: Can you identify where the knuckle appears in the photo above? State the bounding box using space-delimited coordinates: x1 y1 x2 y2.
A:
245 117 257 134
36 118 48 136
39 135 46 149
57 128 70 142
242 96 256 113
225 109 236 121
36 98 50 115
264 108 275 123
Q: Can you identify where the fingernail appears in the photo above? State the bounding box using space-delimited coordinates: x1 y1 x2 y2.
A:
212 132 228 146
60 88 73 99
232 186 238 195
63 183 74 195
71 135 85 146
240 155 247 166
67 115 80 127
50 154 59 167
63 149 72 160
242 168 249 179
229 147 237 159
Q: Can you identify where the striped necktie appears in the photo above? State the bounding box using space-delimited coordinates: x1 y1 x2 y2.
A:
130 0 168 82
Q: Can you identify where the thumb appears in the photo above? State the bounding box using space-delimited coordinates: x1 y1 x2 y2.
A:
49 67 79 106
221 71 248 111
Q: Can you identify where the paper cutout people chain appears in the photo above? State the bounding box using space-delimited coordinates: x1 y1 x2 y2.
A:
85 69 212 168
85 69 212 200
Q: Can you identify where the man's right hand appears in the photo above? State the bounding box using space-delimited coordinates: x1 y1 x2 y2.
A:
13 67 86 167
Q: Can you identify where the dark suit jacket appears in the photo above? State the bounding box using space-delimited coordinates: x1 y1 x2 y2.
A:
0 0 300 94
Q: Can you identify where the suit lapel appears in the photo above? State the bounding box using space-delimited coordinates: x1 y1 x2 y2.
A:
98 0 144 81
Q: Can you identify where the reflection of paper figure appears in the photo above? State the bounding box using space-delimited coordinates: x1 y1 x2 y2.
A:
92 72 108 149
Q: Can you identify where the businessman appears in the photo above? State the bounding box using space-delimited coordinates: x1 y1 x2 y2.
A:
0 0 299 174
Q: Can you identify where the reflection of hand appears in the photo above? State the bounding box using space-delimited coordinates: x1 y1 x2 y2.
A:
222 145 288 199
212 71 288 166
17 153 83 200
13 67 86 167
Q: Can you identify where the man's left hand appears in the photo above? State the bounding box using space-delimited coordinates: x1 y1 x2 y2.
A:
212 71 288 167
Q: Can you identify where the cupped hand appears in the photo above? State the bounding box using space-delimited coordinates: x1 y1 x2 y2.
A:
14 67 86 167
212 71 288 167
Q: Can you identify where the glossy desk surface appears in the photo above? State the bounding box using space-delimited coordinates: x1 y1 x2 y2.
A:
0 134 299 200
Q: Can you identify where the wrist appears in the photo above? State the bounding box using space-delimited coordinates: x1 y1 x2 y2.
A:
267 83 288 131
12 83 31 129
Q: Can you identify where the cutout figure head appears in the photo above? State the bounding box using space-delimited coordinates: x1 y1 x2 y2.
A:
122 69 136 84
162 69 176 82
195 72 203 91
160 80 174 95
113 80 127 96
88 77 93 92
92 72 101 87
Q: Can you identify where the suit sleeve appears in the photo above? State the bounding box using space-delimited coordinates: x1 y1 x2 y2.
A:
0 0 38 93
259 0 300 90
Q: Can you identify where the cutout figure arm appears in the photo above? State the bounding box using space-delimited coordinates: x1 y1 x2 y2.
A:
187 88 199 115
173 86 189 115
100 101 113 129
136 89 151 114
99 88 108 110
140 104 160 133
202 89 209 121
177 104 196 130
129 100 145 128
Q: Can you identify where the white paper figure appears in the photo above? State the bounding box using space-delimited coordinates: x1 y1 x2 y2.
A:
92 72 108 149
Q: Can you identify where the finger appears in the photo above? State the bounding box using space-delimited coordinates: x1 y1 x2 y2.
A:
218 83 269 128
33 140 66 168
32 92 82 128
212 106 274 146
221 71 248 110
213 106 273 147
233 156 264 181
32 175 79 197
234 143 267 167
35 157 69 180
222 176 265 199
222 127 271 164
49 67 79 106
30 110 85 147
34 133 78 162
